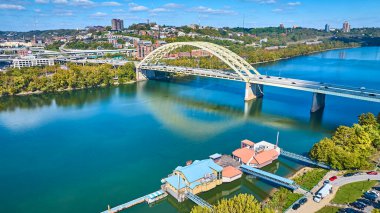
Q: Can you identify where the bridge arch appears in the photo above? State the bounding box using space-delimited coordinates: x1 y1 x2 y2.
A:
137 42 260 82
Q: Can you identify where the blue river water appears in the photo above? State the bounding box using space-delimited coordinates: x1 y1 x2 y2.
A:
0 47 379 213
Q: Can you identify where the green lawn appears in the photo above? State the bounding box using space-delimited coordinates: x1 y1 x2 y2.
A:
316 206 341 213
332 180 378 204
293 168 329 190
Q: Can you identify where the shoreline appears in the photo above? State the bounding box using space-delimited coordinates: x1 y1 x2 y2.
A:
1 80 136 98
263 166 310 202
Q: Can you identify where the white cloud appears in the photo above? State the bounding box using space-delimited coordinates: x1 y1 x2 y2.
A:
35 0 49 3
128 3 148 12
52 0 68 4
254 0 276 4
102 1 122 6
163 3 182 8
287 1 301 6
91 12 107 17
34 9 41 12
189 6 235 15
70 0 95 6
150 7 170 13
55 9 74 16
272 8 283 12
0 4 25 10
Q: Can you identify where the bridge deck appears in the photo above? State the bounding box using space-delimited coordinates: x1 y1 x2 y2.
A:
141 65 380 103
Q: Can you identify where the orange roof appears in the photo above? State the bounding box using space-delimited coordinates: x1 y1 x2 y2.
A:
222 166 242 178
232 148 255 164
242 139 255 146
250 149 279 165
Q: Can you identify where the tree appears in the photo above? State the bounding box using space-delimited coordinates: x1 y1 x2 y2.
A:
358 113 378 126
310 114 379 170
190 194 274 213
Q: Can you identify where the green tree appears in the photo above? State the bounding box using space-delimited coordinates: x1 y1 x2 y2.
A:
359 113 378 126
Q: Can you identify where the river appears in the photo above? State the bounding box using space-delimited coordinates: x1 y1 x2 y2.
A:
0 47 379 213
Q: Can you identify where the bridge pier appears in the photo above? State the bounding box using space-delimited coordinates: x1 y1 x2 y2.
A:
245 83 263 101
310 93 326 113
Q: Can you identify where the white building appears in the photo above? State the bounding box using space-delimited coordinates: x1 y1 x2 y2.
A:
13 56 54 69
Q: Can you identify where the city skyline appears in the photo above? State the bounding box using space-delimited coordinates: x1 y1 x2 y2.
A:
0 0 379 31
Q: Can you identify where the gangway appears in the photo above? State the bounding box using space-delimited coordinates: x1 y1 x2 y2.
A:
280 149 331 170
185 192 213 210
240 165 299 191
101 196 146 213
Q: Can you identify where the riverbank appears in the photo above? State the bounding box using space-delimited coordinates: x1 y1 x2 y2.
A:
11 80 136 97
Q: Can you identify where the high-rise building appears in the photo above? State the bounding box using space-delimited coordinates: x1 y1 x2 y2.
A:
279 23 284 29
342 21 350 33
111 19 124 31
325 24 330 32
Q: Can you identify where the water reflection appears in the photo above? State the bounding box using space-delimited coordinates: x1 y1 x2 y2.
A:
0 80 329 134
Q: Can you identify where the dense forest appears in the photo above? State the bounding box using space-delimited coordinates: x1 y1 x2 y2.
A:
0 63 136 97
162 41 358 69
310 113 380 170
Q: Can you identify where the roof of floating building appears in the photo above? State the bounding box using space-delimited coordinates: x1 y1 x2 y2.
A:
164 159 223 189
222 166 242 178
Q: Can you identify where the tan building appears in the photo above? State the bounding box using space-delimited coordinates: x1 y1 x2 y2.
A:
162 159 223 202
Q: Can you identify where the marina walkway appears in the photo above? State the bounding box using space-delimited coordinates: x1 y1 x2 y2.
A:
280 150 331 170
240 165 300 191
186 192 213 210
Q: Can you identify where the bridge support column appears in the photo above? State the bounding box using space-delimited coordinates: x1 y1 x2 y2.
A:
245 83 263 101
136 68 148 81
311 93 325 113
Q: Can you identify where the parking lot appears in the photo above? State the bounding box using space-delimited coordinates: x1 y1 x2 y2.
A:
289 171 380 213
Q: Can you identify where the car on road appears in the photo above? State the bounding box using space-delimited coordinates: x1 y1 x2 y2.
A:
367 171 378 175
329 176 338 181
292 203 300 210
369 93 376 97
344 173 356 177
351 201 366 210
324 180 330 184
372 186 380 191
299 197 308 205
292 82 296 84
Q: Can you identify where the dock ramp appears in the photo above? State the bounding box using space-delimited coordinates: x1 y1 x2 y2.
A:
185 192 213 210
240 165 299 191
280 150 331 170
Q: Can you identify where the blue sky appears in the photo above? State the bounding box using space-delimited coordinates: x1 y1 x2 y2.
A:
1 0 379 31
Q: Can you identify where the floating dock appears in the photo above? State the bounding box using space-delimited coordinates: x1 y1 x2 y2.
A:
101 190 167 213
